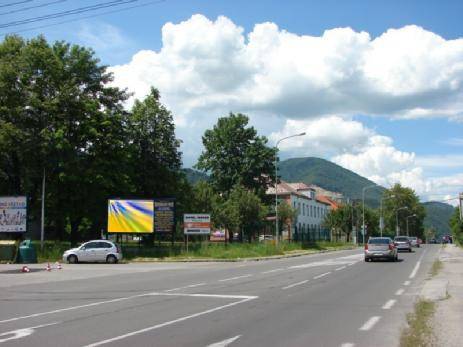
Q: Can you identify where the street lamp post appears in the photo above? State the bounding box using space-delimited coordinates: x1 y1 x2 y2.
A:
275 132 306 245
406 214 417 236
362 184 377 244
396 206 408 237
379 194 395 237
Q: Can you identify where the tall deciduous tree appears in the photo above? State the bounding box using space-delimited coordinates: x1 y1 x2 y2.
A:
196 113 275 199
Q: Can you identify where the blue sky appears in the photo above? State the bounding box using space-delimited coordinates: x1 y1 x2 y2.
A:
2 0 463 202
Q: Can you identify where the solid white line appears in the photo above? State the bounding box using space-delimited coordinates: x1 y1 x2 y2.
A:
218 274 252 282
313 272 331 280
359 316 381 331
282 280 309 290
147 293 258 300
340 343 355 347
335 266 347 271
409 261 421 279
382 299 397 310
207 335 241 347
164 283 206 292
395 288 405 296
83 297 256 347
261 268 284 274
403 280 411 286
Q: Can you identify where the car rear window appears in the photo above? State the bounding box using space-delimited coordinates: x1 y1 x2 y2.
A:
395 237 408 241
368 238 390 244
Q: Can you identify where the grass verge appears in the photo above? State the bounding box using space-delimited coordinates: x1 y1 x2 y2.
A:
429 259 443 277
400 299 436 347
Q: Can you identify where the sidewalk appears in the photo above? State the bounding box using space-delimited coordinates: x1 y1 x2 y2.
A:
431 244 463 347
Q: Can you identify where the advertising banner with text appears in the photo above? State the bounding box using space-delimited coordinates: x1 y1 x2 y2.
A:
0 196 27 232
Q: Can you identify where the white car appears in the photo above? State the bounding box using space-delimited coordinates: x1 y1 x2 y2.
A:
409 236 420 247
63 240 122 264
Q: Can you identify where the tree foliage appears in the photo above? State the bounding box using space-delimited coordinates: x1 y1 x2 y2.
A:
449 207 463 244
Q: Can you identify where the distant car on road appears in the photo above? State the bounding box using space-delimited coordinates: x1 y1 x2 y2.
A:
394 236 412 252
63 240 122 264
259 235 274 242
364 237 398 262
409 236 420 248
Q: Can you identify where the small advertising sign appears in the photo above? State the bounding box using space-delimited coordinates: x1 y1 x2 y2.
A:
0 196 27 233
107 199 154 233
154 199 175 233
210 229 227 242
184 214 211 235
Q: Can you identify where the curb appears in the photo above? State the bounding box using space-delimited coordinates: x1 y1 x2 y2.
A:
128 246 359 263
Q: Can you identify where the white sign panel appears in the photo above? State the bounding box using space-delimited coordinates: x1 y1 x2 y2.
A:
184 214 211 235
0 196 27 232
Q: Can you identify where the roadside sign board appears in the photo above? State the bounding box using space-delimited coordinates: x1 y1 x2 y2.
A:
154 199 175 233
107 199 154 233
0 196 27 232
184 214 211 235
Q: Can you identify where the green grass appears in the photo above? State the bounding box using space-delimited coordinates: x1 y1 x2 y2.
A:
429 259 443 277
400 300 436 347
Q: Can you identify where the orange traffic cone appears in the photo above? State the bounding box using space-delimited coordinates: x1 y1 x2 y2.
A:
21 266 30 273
46 262 52 271
55 262 62 270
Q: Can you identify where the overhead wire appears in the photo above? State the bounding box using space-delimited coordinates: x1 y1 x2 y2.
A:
2 0 165 35
0 1 33 9
0 0 67 16
0 0 139 29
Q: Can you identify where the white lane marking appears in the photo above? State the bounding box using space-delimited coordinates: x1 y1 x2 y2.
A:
207 335 241 347
282 280 309 290
395 288 405 296
0 322 59 343
335 266 347 271
289 254 363 269
83 296 257 347
218 274 252 282
403 281 411 286
409 249 428 279
382 299 397 310
346 262 357 266
261 268 284 274
164 283 206 292
313 272 331 280
147 293 257 300
359 316 381 331
0 292 153 324
341 343 355 347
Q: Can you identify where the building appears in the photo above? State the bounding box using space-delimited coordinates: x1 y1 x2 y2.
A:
306 184 344 203
267 181 332 241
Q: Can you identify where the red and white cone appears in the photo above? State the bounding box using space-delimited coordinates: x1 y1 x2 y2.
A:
55 262 62 270
46 262 52 271
21 266 30 273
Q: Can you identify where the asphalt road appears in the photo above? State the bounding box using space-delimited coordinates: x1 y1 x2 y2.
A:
0 245 440 347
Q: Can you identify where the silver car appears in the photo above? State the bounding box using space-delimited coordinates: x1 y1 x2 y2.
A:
63 240 122 264
409 236 420 247
364 237 398 262
394 236 412 252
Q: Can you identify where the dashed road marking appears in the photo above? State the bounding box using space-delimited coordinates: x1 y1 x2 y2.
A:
164 283 206 292
340 343 355 347
403 280 411 286
218 274 252 282
313 272 331 280
0 322 59 343
382 299 397 310
359 316 381 331
282 280 309 290
335 266 347 271
395 288 405 296
207 335 241 347
261 268 284 274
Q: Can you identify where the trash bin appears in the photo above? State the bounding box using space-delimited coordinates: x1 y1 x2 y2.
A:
17 240 38 263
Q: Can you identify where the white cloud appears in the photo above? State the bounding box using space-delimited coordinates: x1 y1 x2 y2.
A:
110 15 463 121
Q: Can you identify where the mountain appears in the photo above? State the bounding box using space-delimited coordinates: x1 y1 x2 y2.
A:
278 157 385 207
422 201 454 236
182 168 209 185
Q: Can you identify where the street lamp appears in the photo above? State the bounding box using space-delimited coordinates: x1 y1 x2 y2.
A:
362 184 377 244
396 206 408 237
275 132 306 245
406 214 417 236
379 194 395 237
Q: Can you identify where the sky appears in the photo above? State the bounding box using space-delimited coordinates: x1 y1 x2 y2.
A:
2 0 463 204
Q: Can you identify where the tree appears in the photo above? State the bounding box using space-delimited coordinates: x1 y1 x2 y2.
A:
277 201 298 240
382 184 426 238
449 207 463 244
196 113 275 199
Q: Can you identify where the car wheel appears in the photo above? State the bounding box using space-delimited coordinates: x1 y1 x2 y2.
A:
409 248 412 252
68 255 78 264
364 258 369 262
106 255 117 264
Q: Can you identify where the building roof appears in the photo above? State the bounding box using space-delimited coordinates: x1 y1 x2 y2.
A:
316 195 340 210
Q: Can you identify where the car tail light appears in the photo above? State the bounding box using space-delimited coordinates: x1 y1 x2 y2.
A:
364 244 368 250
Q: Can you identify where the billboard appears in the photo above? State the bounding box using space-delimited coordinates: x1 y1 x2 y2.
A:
184 214 211 235
107 199 154 233
0 196 27 233
154 199 175 233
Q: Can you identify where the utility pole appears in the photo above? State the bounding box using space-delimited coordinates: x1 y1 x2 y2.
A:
40 168 45 251
362 184 376 244
459 192 463 221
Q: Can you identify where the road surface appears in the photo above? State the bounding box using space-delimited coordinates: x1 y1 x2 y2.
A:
0 245 440 347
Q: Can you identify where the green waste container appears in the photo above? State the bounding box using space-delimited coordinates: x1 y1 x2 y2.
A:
17 240 37 263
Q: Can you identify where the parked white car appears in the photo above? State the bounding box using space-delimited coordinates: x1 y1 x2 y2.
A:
63 240 122 264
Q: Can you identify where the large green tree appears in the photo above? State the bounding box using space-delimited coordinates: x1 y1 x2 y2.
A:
196 113 275 199
449 207 462 244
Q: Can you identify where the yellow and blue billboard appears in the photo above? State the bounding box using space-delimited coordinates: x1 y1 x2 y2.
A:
107 199 154 233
